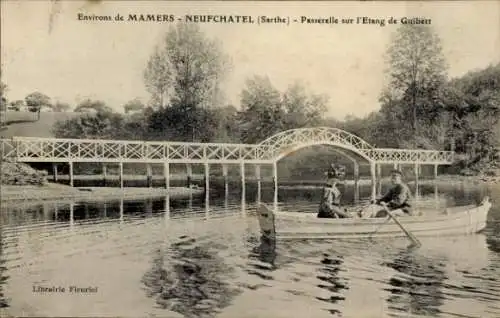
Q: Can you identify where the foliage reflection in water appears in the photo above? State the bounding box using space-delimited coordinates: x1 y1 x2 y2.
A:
383 246 447 317
316 252 348 316
141 235 242 318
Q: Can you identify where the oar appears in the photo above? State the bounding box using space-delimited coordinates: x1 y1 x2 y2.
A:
380 202 421 247
368 215 392 241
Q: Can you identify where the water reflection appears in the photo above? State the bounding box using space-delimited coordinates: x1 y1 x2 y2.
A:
316 252 348 316
383 247 447 317
0 237 9 308
486 212 500 253
141 236 241 318
1 181 499 318
246 234 277 281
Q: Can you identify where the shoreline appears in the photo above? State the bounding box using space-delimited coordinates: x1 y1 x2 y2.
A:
0 183 204 205
1 173 497 205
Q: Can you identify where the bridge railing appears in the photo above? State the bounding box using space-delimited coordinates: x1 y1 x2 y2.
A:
1 136 262 163
0 136 456 164
367 148 455 164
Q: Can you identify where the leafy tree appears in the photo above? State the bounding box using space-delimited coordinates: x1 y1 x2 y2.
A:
144 46 175 108
144 23 231 140
211 104 240 142
74 99 113 113
123 98 145 114
52 111 125 139
442 63 500 164
381 24 448 146
237 75 284 143
237 76 329 143
0 79 7 112
281 81 328 129
25 91 52 119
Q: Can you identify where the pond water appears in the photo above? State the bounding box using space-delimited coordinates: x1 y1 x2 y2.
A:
1 181 499 318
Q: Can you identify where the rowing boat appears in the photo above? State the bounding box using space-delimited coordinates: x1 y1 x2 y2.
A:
257 196 492 240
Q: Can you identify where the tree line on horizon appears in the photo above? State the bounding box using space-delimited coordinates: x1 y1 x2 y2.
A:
1 23 498 175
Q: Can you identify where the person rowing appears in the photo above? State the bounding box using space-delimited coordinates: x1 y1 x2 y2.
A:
361 169 413 218
317 164 351 219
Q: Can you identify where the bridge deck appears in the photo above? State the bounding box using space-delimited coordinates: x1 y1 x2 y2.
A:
0 136 454 165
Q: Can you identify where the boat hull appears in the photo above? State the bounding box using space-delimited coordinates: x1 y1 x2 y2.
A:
257 197 491 240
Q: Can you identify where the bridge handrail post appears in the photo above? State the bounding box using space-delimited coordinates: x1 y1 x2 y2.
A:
14 137 19 161
0 138 4 161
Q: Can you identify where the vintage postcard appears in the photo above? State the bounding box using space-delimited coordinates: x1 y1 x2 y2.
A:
1 1 499 317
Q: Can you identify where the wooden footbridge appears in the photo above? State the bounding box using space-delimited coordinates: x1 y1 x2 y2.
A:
0 127 454 208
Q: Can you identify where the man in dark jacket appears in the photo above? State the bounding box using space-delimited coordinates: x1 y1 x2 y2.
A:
370 169 413 217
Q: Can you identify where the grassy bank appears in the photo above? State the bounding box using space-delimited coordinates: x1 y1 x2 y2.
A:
0 111 80 138
0 182 204 204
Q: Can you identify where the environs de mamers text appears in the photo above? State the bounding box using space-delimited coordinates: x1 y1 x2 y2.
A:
76 13 432 26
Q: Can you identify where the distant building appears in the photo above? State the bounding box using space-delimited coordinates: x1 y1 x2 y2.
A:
126 108 144 115
78 108 98 114
39 105 54 112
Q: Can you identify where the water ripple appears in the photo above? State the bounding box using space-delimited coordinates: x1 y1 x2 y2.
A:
1 183 499 318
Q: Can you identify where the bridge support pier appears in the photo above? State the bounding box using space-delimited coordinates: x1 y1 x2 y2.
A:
164 194 170 220
273 161 278 211
370 162 376 202
434 164 438 180
69 202 74 228
255 164 261 204
434 182 439 204
353 162 359 203
119 162 123 188
186 164 192 188
52 163 58 182
222 164 228 199
240 162 246 212
102 163 107 187
205 162 210 218
69 161 74 187
119 198 124 222
145 198 153 216
414 163 420 201
146 163 153 188
163 162 170 190
376 163 382 196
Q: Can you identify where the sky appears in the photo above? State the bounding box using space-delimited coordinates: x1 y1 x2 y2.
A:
1 0 499 119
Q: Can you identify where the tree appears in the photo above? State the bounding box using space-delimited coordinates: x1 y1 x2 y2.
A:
0 79 7 112
123 98 145 114
52 111 125 139
237 75 284 143
144 23 231 141
144 48 175 108
74 99 113 113
211 104 240 142
25 91 52 120
382 24 448 145
281 81 328 129
441 63 500 164
237 76 329 143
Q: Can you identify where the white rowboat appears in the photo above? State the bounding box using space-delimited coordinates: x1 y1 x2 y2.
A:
257 197 492 240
